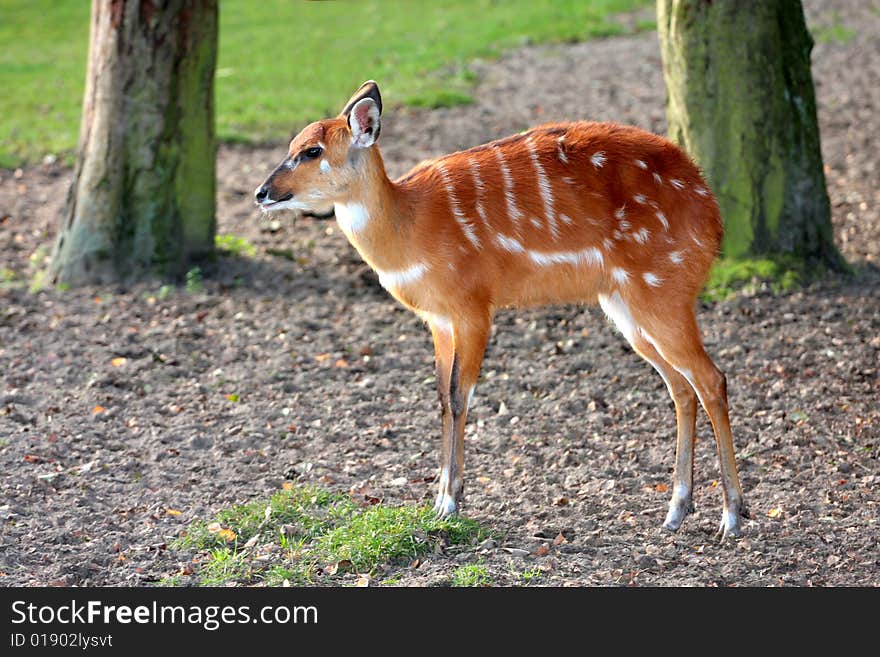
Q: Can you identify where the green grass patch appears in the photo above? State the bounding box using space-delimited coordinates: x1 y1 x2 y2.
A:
703 256 809 302
451 561 492 587
215 234 256 258
812 12 856 44
513 567 544 584
1 0 651 166
171 484 485 586
184 266 203 294
0 268 20 290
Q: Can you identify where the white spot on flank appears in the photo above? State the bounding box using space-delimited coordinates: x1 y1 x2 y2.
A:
436 163 481 249
642 272 662 287
562 176 575 185
591 151 607 168
615 206 626 220
633 227 650 244
695 186 709 197
634 194 647 204
526 137 559 239
530 218 543 229
655 210 669 230
669 250 684 264
495 233 525 253
634 159 648 169
612 229 623 240
528 247 604 269
334 202 369 235
560 213 573 225
619 219 631 231
653 172 663 185
493 147 524 228
598 291 638 343
319 159 331 174
692 234 704 247
377 262 429 290
611 268 630 285
467 157 489 224
602 237 614 251
670 178 684 190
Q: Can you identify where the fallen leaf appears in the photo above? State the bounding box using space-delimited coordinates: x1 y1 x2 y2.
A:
533 544 550 556
243 535 259 549
768 507 783 519
165 509 182 516
553 496 569 506
111 357 127 367
225 393 239 402
654 483 669 493
23 454 43 463
315 353 331 363
206 522 222 533
217 528 236 542
281 481 294 491
355 575 371 587
553 532 568 546
334 358 349 368
326 560 353 576
91 405 106 414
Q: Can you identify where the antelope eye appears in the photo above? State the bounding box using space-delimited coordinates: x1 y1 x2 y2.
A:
303 146 323 159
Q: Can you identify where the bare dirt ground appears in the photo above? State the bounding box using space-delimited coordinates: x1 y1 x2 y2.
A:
1 0 877 586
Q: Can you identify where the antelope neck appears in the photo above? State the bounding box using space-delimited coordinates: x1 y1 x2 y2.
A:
334 149 411 271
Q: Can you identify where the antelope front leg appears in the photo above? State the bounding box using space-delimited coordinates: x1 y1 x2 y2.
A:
429 316 489 518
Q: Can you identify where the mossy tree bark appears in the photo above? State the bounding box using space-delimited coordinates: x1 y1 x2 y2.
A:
657 0 841 265
49 0 217 285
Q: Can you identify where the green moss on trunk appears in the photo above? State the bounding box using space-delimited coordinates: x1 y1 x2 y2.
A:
657 0 841 267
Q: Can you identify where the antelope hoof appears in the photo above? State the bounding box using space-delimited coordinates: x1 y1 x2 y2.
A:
662 496 694 532
714 507 744 542
433 492 458 518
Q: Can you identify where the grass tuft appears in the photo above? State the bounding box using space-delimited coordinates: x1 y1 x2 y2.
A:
702 255 832 302
215 234 256 258
170 484 486 586
451 562 492 587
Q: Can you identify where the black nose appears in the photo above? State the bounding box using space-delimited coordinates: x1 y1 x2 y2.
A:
255 185 269 202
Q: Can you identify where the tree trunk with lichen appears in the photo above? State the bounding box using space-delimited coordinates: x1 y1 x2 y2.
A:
657 0 841 265
49 0 217 285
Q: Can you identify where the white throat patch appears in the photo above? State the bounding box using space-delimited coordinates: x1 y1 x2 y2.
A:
334 202 369 236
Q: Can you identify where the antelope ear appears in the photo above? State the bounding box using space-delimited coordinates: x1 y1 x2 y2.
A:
340 80 383 118
348 97 381 148
342 81 382 148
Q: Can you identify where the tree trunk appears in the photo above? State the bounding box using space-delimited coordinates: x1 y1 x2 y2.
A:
657 0 841 265
49 0 217 285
